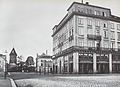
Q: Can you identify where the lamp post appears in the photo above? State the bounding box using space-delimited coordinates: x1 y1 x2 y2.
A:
4 50 7 79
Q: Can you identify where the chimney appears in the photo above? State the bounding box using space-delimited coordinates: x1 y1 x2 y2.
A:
46 50 48 55
82 0 83 3
86 2 89 5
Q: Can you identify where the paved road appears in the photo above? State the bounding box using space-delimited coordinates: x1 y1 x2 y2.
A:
9 72 41 80
0 77 11 87
9 72 120 87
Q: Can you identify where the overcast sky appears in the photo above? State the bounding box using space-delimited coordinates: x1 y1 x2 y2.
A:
0 0 120 61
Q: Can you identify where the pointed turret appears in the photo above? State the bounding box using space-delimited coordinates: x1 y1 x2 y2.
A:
9 48 17 56
9 48 17 65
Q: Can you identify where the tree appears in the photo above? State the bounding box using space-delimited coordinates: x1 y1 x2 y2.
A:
26 56 35 66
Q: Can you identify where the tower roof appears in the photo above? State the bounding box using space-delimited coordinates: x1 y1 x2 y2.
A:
9 48 17 56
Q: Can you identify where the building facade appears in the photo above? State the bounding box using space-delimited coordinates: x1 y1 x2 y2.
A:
0 54 6 72
52 2 120 74
36 53 52 74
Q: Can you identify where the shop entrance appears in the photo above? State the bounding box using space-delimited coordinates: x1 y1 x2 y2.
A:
112 63 120 73
79 63 93 74
97 63 109 73
69 63 73 74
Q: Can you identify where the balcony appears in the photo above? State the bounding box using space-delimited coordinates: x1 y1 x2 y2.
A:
87 34 101 41
58 42 63 48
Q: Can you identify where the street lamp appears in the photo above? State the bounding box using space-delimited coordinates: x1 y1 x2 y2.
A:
4 50 7 79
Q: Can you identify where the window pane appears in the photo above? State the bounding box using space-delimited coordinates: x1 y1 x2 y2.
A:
117 24 120 30
78 27 84 35
87 19 92 25
117 32 120 41
78 38 84 46
111 23 114 29
111 31 115 39
78 18 84 25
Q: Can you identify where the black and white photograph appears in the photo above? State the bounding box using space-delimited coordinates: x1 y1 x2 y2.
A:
0 0 120 87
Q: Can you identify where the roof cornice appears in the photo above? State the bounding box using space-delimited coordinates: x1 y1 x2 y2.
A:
52 12 120 37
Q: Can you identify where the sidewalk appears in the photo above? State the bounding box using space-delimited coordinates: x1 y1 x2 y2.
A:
0 77 11 87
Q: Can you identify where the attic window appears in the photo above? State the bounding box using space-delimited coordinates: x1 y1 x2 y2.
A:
102 12 105 16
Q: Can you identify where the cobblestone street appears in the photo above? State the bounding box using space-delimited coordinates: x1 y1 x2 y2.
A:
15 74 120 87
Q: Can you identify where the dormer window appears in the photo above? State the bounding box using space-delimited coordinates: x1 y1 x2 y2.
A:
102 12 105 16
78 7 84 13
95 10 100 16
102 12 107 17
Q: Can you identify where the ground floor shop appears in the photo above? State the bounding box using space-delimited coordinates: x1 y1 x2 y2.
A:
52 49 120 74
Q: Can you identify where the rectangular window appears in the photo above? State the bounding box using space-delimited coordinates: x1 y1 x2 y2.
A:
95 10 100 15
87 19 92 25
78 18 84 25
88 28 93 35
111 23 114 29
117 32 120 41
95 10 97 15
78 26 84 35
95 20 100 26
102 12 107 17
41 63 43 66
118 42 120 49
104 41 109 48
78 38 84 46
111 31 115 40
88 40 94 47
104 30 108 38
78 7 85 13
117 24 120 30
111 42 115 48
103 23 108 28
95 29 100 35
87 9 92 14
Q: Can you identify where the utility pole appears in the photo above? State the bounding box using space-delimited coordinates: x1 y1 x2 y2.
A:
4 50 7 79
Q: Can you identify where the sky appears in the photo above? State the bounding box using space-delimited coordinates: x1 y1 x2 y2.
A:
0 0 120 61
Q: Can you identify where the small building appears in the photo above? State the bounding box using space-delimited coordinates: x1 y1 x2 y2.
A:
36 53 52 74
8 48 18 72
9 48 17 66
0 54 6 72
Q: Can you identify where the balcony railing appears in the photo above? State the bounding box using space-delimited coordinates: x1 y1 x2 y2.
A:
87 34 101 40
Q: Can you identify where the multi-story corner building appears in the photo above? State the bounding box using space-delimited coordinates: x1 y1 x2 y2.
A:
52 2 120 74
36 53 52 74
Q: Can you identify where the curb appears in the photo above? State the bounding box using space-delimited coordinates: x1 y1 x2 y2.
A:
9 78 18 87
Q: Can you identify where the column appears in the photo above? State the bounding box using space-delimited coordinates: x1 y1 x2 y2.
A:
73 52 79 73
109 53 112 73
93 53 97 73
67 56 70 74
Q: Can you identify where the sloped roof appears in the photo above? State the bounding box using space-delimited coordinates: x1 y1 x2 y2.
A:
9 48 17 56
37 53 52 59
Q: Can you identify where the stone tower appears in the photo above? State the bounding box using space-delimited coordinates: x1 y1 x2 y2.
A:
9 48 17 65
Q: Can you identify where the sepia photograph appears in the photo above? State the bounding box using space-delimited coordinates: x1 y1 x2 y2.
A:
0 0 120 87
